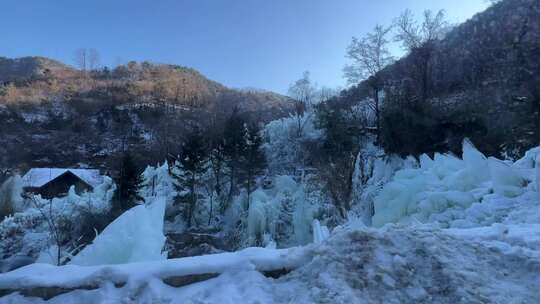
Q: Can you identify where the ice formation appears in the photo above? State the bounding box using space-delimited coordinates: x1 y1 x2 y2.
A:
246 176 315 246
350 142 418 225
69 197 167 266
0 175 24 212
262 113 323 174
139 161 177 203
311 219 329 244
488 157 525 197
372 139 535 227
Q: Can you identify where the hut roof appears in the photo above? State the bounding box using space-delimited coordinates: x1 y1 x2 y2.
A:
22 168 104 188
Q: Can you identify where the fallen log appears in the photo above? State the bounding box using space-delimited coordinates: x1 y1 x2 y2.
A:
0 246 309 300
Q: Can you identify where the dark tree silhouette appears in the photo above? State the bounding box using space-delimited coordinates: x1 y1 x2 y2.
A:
222 109 248 206
240 123 266 210
112 151 143 214
174 129 209 227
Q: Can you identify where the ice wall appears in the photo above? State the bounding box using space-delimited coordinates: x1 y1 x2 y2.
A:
70 197 167 266
372 139 535 227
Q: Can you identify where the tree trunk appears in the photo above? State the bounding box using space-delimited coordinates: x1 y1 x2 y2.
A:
228 166 235 205
208 193 213 226
421 50 432 103
246 170 252 211
374 86 380 144
188 173 196 227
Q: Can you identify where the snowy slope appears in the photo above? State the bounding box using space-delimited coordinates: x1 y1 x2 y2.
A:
2 225 540 303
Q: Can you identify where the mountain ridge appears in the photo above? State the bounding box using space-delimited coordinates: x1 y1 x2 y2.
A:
0 56 293 172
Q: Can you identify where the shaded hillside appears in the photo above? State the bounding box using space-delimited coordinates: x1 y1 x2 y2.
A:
347 0 540 157
0 57 293 174
0 56 76 83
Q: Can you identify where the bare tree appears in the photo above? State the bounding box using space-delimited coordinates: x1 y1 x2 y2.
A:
27 195 63 265
317 87 339 102
287 71 317 136
74 48 100 81
394 9 447 102
344 25 394 85
344 24 394 142
395 9 447 51
73 48 88 72
287 72 319 173
88 48 100 71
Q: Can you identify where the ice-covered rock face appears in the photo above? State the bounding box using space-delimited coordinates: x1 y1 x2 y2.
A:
372 140 538 227
69 198 167 266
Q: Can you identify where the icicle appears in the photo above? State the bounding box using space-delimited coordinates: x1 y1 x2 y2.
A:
312 219 330 244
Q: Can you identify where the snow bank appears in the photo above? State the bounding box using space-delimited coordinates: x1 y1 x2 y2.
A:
4 225 539 303
275 225 540 303
69 197 167 266
446 223 540 252
373 140 538 227
0 246 308 291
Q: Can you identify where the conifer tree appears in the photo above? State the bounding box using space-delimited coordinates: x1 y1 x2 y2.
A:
113 151 143 214
209 138 227 214
174 129 208 227
241 123 266 209
313 102 362 218
222 110 248 205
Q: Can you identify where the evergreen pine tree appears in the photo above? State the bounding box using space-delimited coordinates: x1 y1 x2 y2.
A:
314 102 362 218
174 129 208 227
222 109 248 205
113 151 143 214
241 123 266 210
209 138 227 214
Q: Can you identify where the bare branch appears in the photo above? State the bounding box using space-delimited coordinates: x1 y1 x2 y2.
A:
73 48 87 71
394 9 447 51
344 24 394 85
88 48 100 71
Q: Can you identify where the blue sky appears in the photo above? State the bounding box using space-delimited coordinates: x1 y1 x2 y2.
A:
0 0 489 93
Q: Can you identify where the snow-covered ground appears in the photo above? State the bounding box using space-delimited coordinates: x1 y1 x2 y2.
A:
2 140 540 303
2 224 540 303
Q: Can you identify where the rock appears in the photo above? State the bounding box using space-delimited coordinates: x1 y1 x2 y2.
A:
166 229 229 258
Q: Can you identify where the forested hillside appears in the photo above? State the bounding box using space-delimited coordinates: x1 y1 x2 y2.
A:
343 0 540 157
0 57 292 177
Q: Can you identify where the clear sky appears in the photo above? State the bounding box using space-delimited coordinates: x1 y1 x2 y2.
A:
0 0 489 94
